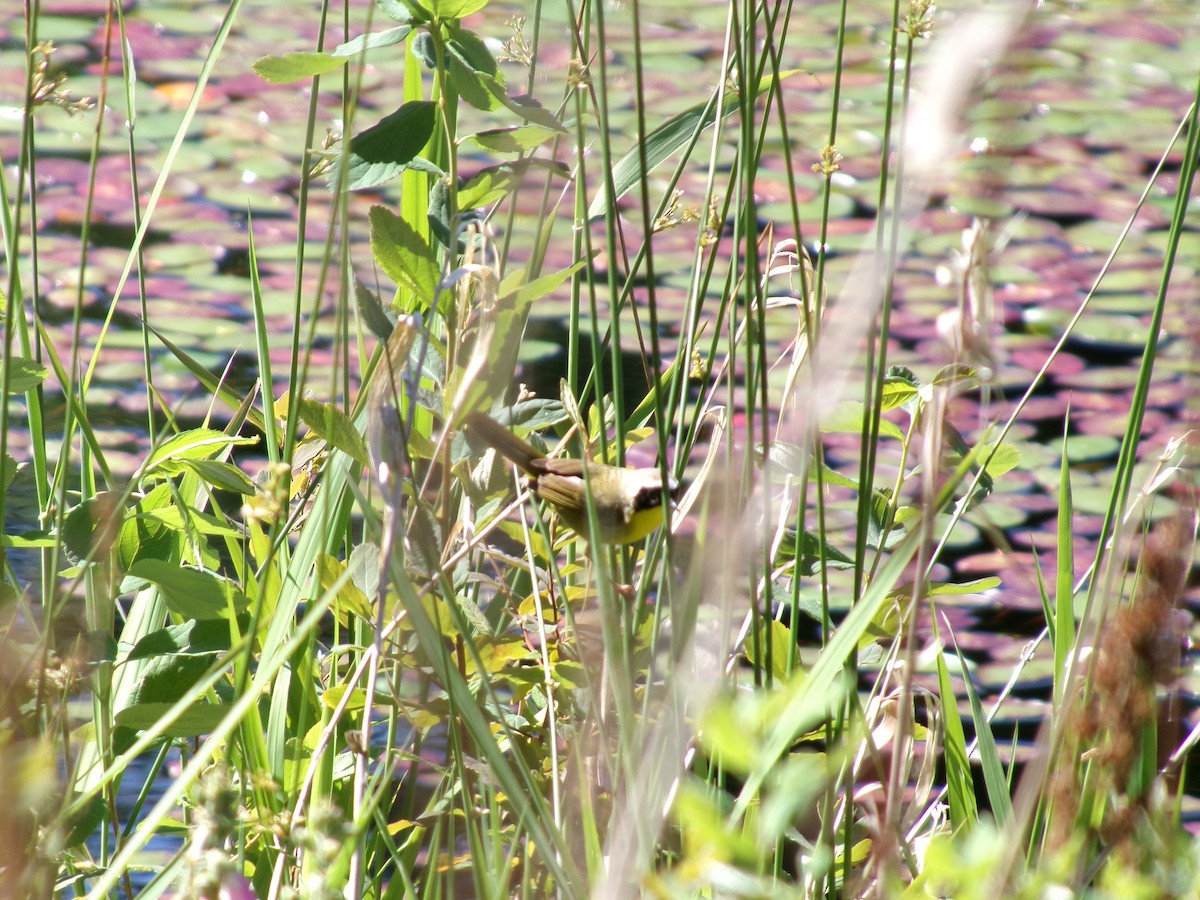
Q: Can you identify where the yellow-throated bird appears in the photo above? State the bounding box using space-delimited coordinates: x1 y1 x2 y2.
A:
465 411 680 545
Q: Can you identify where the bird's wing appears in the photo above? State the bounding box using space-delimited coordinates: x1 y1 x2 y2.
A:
531 472 587 516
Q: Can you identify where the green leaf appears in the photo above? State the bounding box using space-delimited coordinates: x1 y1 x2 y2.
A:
773 528 855 573
586 75 798 219
931 363 978 388
447 26 499 77
377 0 424 22
447 52 502 111
355 279 397 342
115 702 230 738
458 158 569 210
3 356 49 393
253 52 349 84
499 259 586 307
937 641 979 829
2 531 55 550
983 441 1020 477
929 576 1002 595
139 428 257 479
317 553 375 624
880 377 919 412
117 483 180 569
127 618 239 660
445 31 503 110
0 454 15 496
821 400 904 440
369 204 440 308
495 89 565 131
468 124 562 154
64 794 107 850
177 459 257 495
861 591 913 646
744 618 796 681
281 395 370 467
140 502 241 538
142 322 267 435
332 101 439 192
1053 423 1075 707
123 559 238 620
414 0 489 19
333 24 414 57
445 270 552 424
61 492 125 566
948 628 1013 826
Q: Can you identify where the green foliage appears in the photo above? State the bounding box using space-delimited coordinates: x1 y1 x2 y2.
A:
4 0 1198 897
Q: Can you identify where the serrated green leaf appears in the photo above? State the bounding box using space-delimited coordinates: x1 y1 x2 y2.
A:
447 50 501 110
283 395 370 467
467 124 559 154
447 26 499 77
332 101 440 192
369 204 439 308
253 52 349 84
458 158 569 210
445 31 503 110
355 279 398 342
123 559 238 620
4 355 49 393
880 377 919 412
61 492 125 566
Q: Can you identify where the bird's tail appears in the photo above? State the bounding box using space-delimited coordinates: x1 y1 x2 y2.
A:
464 412 544 474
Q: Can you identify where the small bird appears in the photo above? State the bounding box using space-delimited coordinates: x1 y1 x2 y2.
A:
464 411 680 545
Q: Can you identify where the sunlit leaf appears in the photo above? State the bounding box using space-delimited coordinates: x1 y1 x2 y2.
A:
332 24 414 57
413 0 489 18
139 429 258 479
458 158 569 210
821 400 904 440
253 51 348 83
123 559 239 620
277 394 370 467
467 124 560 154
369 204 440 309
331 101 440 192
3 356 49 393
